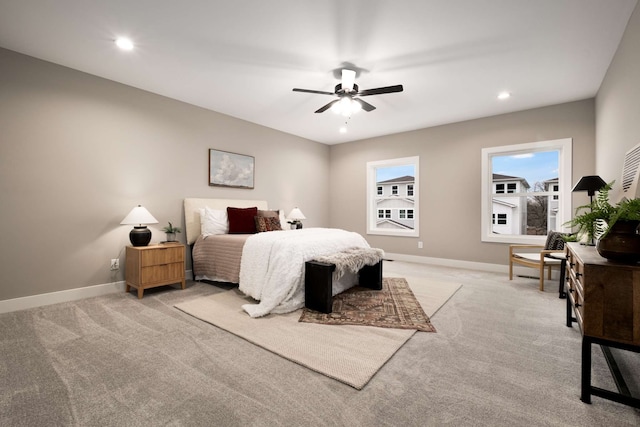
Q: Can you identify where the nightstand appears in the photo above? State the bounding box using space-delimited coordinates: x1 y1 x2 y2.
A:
125 242 185 298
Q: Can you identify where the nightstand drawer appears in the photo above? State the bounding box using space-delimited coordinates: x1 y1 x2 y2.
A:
141 262 184 284
140 247 184 266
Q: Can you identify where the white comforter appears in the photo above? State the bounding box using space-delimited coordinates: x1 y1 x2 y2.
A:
239 228 370 317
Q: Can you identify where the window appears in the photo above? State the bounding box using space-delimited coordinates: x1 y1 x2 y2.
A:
481 138 572 244
367 156 419 237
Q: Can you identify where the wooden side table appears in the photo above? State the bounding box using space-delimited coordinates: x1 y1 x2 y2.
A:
125 242 185 299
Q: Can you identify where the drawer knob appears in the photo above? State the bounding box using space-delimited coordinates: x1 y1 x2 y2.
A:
575 303 582 308
569 262 575 267
575 272 583 278
569 288 574 293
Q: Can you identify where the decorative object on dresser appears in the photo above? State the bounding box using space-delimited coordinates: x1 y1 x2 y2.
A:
162 221 181 242
125 242 185 299
508 231 567 291
208 149 254 189
286 207 306 229
565 182 640 261
120 205 159 246
565 242 640 408
570 175 607 245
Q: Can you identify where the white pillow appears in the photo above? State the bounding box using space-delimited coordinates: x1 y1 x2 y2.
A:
199 207 228 237
279 209 287 229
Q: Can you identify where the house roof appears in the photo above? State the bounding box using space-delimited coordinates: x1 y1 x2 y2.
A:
492 173 531 189
377 175 415 184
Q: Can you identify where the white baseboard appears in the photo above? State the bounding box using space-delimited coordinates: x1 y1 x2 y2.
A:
384 253 562 283
384 252 507 273
0 269 194 314
0 281 126 314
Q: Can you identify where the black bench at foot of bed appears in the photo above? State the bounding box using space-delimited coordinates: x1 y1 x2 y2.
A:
304 258 383 314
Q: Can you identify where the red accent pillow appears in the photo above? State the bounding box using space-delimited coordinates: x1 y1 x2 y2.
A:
227 207 258 234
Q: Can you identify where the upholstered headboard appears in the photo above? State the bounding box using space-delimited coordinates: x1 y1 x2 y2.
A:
184 198 268 244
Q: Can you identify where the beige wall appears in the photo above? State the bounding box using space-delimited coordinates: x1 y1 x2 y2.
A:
6 0 639 303
0 48 329 301
596 3 640 186
328 100 596 265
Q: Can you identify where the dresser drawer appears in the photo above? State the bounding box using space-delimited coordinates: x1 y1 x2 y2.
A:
140 246 184 266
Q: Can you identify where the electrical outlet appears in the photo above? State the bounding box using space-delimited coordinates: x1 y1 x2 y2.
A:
110 259 120 270
418 241 423 249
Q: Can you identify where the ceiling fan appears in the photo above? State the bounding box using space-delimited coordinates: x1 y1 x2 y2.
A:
292 69 403 115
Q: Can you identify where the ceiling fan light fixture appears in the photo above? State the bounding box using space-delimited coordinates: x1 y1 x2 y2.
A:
341 69 356 91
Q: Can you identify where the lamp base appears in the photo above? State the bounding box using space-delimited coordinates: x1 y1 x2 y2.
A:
130 226 152 246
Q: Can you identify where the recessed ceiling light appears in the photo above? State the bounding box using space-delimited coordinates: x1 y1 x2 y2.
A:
497 91 511 100
339 126 347 133
115 37 134 51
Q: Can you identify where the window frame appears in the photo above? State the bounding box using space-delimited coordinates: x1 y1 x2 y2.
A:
366 156 419 237
480 138 572 244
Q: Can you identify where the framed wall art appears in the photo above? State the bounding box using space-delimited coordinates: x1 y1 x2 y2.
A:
209 149 255 189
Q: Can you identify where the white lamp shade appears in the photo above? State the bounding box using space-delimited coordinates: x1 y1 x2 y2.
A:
342 69 356 91
120 205 159 225
287 207 306 221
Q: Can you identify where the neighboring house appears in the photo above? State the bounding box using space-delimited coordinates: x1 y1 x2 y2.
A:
375 175 415 230
544 177 560 231
492 173 530 234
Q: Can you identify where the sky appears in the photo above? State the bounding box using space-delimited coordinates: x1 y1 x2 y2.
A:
376 165 415 182
492 150 559 188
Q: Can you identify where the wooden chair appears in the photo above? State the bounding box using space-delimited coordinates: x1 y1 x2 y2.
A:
508 232 567 291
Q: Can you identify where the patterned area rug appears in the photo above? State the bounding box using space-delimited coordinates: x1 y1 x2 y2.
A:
299 277 436 332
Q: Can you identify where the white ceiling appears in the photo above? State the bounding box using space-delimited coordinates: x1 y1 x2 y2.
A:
0 0 637 144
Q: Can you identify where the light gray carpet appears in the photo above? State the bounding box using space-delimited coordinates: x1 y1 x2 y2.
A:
174 277 460 389
1 261 639 426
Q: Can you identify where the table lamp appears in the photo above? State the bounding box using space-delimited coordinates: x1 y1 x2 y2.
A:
121 205 158 246
571 175 607 245
287 207 306 229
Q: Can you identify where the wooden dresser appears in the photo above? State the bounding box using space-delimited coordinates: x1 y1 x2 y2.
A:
125 243 185 299
565 242 640 408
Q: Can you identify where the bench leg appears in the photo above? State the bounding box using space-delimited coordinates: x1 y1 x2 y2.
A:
304 261 334 313
359 260 383 290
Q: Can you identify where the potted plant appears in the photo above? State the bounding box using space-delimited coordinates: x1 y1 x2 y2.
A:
564 181 640 261
162 222 182 242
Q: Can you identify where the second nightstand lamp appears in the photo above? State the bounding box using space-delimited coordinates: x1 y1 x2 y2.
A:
120 205 158 246
287 207 306 229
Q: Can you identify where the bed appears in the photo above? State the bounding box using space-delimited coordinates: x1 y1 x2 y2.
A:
184 198 371 317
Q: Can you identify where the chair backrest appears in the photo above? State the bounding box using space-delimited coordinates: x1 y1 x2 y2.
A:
544 231 566 250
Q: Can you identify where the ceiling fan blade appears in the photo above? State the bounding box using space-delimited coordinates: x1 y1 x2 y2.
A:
357 84 404 97
293 88 336 96
354 98 376 112
315 99 340 113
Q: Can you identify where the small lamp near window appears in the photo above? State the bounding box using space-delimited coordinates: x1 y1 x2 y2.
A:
571 175 607 245
120 205 158 246
286 207 306 229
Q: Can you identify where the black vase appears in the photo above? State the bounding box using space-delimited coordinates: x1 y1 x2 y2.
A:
596 220 640 263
